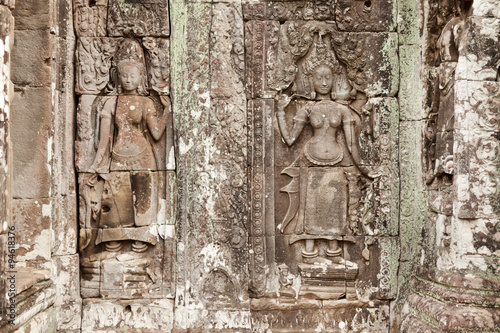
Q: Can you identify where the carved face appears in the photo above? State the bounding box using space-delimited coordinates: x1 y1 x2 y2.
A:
314 1 331 19
312 65 334 96
119 63 142 93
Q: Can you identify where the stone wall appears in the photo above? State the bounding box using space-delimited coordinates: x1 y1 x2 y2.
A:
0 0 498 332
400 0 500 331
5 0 80 331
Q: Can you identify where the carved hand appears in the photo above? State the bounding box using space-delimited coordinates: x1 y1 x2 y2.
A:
359 166 383 179
276 94 292 114
366 167 383 179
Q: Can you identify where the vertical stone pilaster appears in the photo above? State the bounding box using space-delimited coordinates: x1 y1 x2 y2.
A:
171 1 251 330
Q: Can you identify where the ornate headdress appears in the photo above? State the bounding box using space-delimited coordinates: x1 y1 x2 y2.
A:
108 38 149 95
302 33 342 76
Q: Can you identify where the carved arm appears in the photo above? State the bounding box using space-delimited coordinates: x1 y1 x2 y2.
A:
343 109 380 178
145 97 168 141
90 98 115 171
276 97 306 146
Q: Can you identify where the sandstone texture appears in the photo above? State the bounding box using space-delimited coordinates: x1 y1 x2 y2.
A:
0 0 498 332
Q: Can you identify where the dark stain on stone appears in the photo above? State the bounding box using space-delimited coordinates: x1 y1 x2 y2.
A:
130 172 152 214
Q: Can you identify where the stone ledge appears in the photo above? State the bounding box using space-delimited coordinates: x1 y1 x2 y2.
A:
0 269 55 332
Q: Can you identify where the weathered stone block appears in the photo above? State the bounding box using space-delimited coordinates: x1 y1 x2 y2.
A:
53 254 81 331
455 129 499 220
0 4 13 239
81 299 174 332
107 0 170 37
446 217 500 273
52 194 78 256
346 236 399 300
455 80 500 133
11 29 52 86
11 269 56 332
358 98 399 166
399 121 426 262
399 45 424 120
75 37 122 95
73 0 108 37
11 0 52 31
211 3 245 98
12 199 52 262
402 290 500 332
457 17 500 81
12 307 57 333
245 20 279 98
11 87 52 198
243 0 335 21
398 0 420 45
336 0 397 32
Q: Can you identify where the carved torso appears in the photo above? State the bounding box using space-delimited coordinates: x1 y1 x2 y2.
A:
304 100 348 166
111 95 156 170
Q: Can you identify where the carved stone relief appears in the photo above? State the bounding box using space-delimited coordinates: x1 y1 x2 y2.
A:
75 37 122 95
74 0 108 37
76 37 175 299
335 0 397 32
246 14 399 312
107 0 170 37
424 14 463 222
271 21 398 98
243 0 335 22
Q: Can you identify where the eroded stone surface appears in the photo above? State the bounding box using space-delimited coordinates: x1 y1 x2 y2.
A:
457 17 500 81
336 0 397 32
107 0 170 37
4 0 500 332
74 0 108 37
81 299 174 332
243 0 335 21
76 36 175 302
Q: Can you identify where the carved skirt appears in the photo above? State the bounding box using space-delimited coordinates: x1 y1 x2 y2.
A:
281 155 351 243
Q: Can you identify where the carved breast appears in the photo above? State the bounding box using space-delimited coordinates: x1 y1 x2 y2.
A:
304 100 344 166
113 95 150 158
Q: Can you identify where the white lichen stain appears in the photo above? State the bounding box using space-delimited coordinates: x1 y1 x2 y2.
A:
167 146 175 169
291 274 301 299
158 225 175 239
178 136 194 154
200 243 230 273
47 137 53 197
156 198 167 224
42 204 51 218
19 229 51 261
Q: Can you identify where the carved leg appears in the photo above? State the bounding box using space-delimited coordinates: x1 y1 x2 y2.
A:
105 241 121 252
326 240 342 257
302 239 319 258
132 240 148 253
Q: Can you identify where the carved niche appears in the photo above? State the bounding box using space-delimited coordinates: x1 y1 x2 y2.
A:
247 19 399 306
76 38 175 299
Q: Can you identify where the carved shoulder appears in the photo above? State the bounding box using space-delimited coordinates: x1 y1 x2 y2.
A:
339 103 356 123
98 96 117 118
